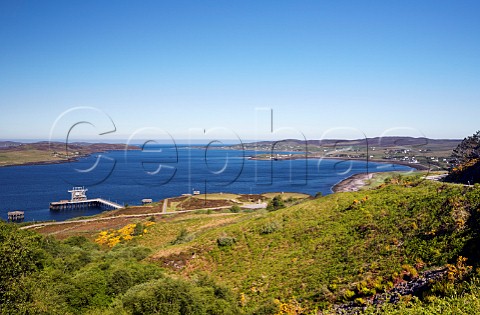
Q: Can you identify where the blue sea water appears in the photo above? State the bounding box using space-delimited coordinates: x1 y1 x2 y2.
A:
0 146 413 222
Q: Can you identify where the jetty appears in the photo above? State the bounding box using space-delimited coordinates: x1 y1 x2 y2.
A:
8 211 24 222
50 187 123 211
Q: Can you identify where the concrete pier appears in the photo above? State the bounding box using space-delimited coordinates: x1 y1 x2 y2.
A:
50 187 123 211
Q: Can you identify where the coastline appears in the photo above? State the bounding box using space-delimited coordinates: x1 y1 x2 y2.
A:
0 156 84 168
332 173 375 193
0 148 139 168
248 154 429 171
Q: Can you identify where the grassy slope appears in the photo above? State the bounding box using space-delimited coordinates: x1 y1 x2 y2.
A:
130 176 480 312
0 142 137 166
31 176 480 313
0 149 63 166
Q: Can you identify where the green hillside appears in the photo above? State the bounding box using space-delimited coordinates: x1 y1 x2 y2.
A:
144 175 480 313
2 174 480 314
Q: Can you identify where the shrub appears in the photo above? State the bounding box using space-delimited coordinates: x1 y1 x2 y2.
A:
354 297 366 306
119 278 204 315
266 195 285 211
447 256 472 282
401 264 418 280
106 245 152 261
65 268 110 310
344 289 355 300
230 205 241 213
64 235 89 247
251 299 279 315
171 228 194 245
107 268 134 295
130 246 152 261
119 277 240 315
217 236 236 247
133 223 144 236
259 222 280 235
0 223 46 312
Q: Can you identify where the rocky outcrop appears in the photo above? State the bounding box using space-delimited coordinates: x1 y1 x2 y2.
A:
327 267 448 314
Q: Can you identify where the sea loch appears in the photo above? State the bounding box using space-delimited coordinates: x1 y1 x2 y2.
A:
0 146 412 222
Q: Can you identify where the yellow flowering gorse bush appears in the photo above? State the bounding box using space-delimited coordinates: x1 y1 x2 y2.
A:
95 221 155 247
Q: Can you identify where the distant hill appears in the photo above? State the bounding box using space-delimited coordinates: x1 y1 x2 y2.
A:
222 137 461 170
232 137 461 148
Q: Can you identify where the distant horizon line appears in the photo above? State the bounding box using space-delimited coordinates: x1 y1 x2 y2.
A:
0 136 463 144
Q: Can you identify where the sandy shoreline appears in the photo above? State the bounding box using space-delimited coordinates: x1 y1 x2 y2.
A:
332 173 375 193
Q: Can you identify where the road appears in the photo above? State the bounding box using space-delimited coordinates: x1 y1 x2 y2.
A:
20 205 239 230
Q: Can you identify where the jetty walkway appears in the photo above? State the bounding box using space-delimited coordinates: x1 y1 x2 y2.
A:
49 187 123 211
50 198 123 210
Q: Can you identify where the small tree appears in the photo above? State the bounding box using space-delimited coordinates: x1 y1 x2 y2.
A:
230 205 241 213
266 195 285 211
452 131 480 164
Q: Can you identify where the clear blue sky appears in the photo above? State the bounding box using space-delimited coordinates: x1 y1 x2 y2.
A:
1 0 479 141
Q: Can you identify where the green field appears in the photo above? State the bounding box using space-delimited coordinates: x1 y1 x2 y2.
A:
0 142 136 167
0 149 65 166
261 192 311 199
192 193 243 200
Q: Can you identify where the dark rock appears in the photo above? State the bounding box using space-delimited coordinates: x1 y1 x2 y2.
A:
325 267 447 314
